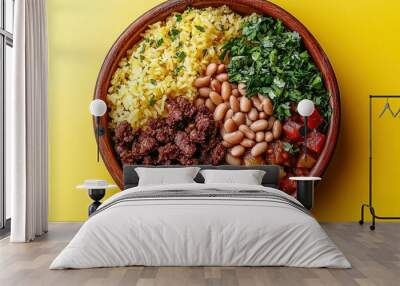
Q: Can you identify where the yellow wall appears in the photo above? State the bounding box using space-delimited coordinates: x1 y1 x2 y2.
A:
48 0 400 221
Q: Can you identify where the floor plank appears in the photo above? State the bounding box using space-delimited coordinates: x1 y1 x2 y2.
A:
0 222 399 286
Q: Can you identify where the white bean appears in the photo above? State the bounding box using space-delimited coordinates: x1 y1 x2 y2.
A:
230 145 245 157
209 91 223 105
194 76 211 88
251 97 263 111
210 79 221 93
226 153 242 166
240 138 256 148
250 119 268 132
272 120 282 139
232 112 246 126
267 116 276 130
206 63 217 76
248 108 259 121
238 83 246 96
198 87 211 98
251 142 268 157
221 81 232 101
240 97 252 112
205 99 215 111
256 131 265 143
214 103 229 121
224 109 234 122
217 64 226 73
223 131 244 145
262 97 273 115
216 73 228 82
239 125 256 140
265 131 274 142
222 141 233 148
224 118 237 133
229 96 240 112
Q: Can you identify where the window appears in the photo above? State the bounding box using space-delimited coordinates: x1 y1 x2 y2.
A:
0 0 14 233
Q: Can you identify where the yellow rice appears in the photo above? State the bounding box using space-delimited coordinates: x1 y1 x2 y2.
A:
107 6 244 129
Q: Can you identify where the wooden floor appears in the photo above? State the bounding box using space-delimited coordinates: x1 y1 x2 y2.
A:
0 222 399 286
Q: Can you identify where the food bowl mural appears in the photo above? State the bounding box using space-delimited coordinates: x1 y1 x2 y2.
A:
94 0 340 195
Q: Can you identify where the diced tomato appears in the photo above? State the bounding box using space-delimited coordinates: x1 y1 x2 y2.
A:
282 120 303 141
296 152 316 169
306 130 326 153
266 141 293 166
301 109 324 129
294 168 310 177
280 175 296 194
290 113 303 124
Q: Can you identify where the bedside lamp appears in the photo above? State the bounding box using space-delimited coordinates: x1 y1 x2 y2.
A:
291 99 318 209
90 99 107 162
297 99 315 160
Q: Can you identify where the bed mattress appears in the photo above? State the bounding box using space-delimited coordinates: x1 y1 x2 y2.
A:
50 183 350 269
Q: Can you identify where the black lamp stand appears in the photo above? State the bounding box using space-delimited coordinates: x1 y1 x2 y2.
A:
303 116 308 157
296 180 314 210
299 116 308 157
88 189 105 216
95 116 105 162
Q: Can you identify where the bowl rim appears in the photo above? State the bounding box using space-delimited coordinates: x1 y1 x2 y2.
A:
93 0 340 189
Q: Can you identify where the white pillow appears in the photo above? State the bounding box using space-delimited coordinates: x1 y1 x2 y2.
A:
200 169 266 185
135 167 200 186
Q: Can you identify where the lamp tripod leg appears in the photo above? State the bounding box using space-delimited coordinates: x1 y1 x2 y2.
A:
95 116 101 162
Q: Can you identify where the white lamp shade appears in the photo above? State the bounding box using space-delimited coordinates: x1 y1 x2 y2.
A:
297 99 315 117
90 99 107 117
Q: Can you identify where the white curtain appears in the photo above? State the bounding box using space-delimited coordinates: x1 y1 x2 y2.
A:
7 0 48 242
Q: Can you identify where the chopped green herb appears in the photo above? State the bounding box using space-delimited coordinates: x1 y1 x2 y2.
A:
283 142 299 154
195 25 205 32
150 79 157 85
155 38 164 48
168 28 181 41
148 97 157 106
174 65 184 75
176 51 186 62
175 14 182 22
221 14 331 130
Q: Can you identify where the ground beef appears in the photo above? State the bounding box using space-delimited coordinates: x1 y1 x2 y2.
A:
189 129 206 143
113 121 134 144
166 96 196 127
157 143 180 164
113 122 136 165
175 131 196 157
209 142 226 164
112 97 226 166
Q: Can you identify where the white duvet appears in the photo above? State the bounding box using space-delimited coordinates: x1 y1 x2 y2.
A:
50 183 350 269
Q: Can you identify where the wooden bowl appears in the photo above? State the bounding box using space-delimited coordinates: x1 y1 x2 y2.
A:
94 0 340 189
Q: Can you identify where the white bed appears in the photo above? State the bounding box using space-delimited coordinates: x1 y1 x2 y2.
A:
50 183 350 269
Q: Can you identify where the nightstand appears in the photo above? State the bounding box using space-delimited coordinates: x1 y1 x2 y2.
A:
77 180 117 216
289 176 321 210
